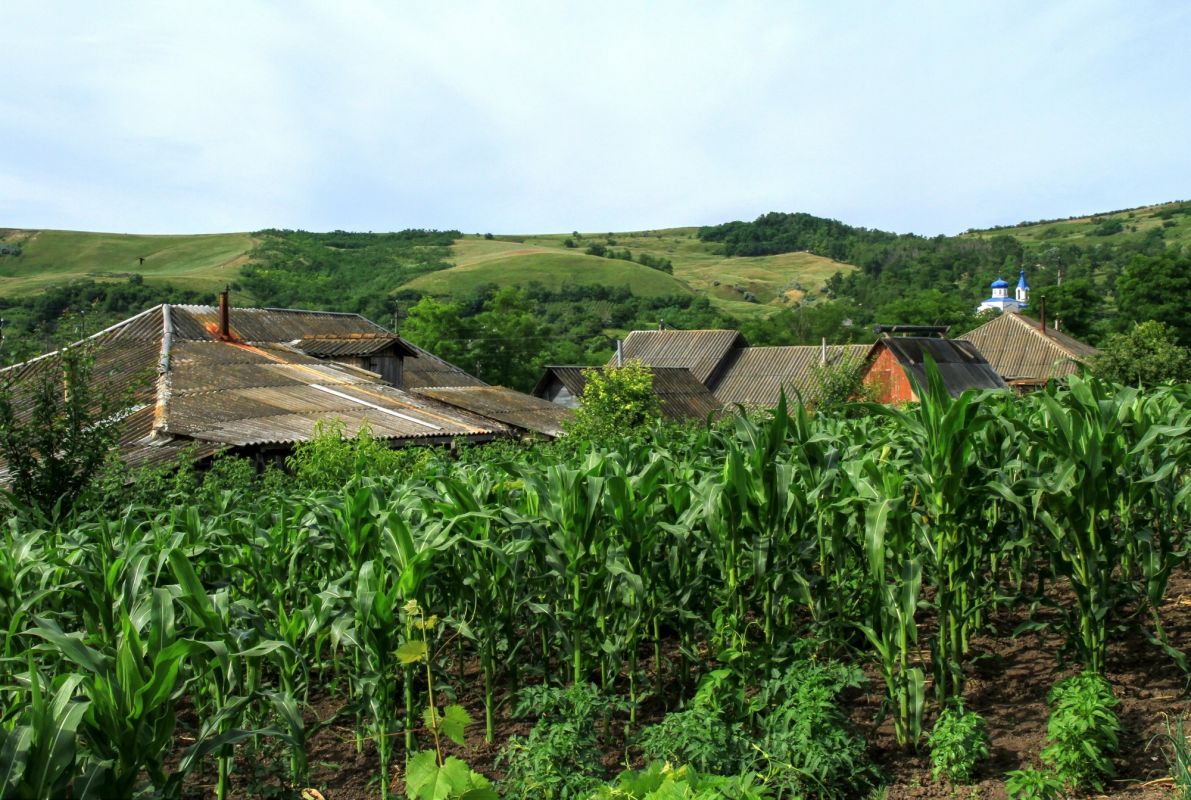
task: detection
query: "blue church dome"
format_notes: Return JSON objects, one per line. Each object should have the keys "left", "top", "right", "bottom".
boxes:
{"left": 1017, "top": 270, "right": 1029, "bottom": 289}
{"left": 991, "top": 277, "right": 1008, "bottom": 288}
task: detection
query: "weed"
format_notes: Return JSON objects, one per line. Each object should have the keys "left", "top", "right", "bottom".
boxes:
{"left": 927, "top": 706, "right": 990, "bottom": 783}
{"left": 1039, "top": 671, "right": 1120, "bottom": 792}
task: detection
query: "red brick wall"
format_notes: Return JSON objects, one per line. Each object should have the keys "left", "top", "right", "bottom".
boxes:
{"left": 862, "top": 344, "right": 916, "bottom": 404}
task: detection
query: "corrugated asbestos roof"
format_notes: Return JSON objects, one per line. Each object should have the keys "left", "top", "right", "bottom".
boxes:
{"left": 711, "top": 344, "right": 874, "bottom": 406}
{"left": 877, "top": 336, "right": 1009, "bottom": 396}
{"left": 414, "top": 386, "right": 573, "bottom": 438}
{"left": 535, "top": 365, "right": 722, "bottom": 422}
{"left": 293, "top": 333, "right": 418, "bottom": 358}
{"left": 611, "top": 330, "right": 747, "bottom": 385}
{"left": 401, "top": 340, "right": 488, "bottom": 389}
{"left": 0, "top": 304, "right": 510, "bottom": 471}
{"left": 959, "top": 311, "right": 1098, "bottom": 384}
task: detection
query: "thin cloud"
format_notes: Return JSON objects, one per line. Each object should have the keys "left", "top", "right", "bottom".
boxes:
{"left": 1, "top": 1, "right": 1188, "bottom": 235}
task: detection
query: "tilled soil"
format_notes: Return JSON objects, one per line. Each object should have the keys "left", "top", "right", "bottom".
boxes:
{"left": 185, "top": 572, "right": 1191, "bottom": 799}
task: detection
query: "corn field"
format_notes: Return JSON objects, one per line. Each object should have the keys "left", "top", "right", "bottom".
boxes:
{"left": 2, "top": 373, "right": 1190, "bottom": 798}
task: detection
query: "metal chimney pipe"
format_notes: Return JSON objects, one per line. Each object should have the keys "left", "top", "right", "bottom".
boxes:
{"left": 616, "top": 339, "right": 623, "bottom": 367}
{"left": 821, "top": 337, "right": 827, "bottom": 365}
{"left": 1039, "top": 296, "right": 1046, "bottom": 334}
{"left": 219, "top": 286, "right": 230, "bottom": 339}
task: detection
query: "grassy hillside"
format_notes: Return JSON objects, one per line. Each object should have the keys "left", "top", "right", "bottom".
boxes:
{"left": 964, "top": 200, "right": 1191, "bottom": 248}
{"left": 403, "top": 250, "right": 692, "bottom": 298}
{"left": 439, "top": 229, "right": 854, "bottom": 318}
{"left": 0, "top": 226, "right": 855, "bottom": 322}
{"left": 0, "top": 229, "right": 256, "bottom": 295}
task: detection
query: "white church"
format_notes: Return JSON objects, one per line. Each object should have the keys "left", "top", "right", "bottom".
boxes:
{"left": 977, "top": 270, "right": 1029, "bottom": 314}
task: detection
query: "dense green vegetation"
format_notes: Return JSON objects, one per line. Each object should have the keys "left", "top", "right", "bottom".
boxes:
{"left": 702, "top": 204, "right": 1191, "bottom": 348}
{"left": 2, "top": 368, "right": 1189, "bottom": 798}
{"left": 6, "top": 199, "right": 1190, "bottom": 372}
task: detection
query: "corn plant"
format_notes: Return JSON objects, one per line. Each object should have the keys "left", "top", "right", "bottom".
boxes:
{"left": 846, "top": 455, "right": 926, "bottom": 748}
{"left": 0, "top": 663, "right": 101, "bottom": 800}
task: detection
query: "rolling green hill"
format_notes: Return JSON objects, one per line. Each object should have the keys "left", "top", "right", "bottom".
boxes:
{"left": 403, "top": 249, "right": 693, "bottom": 298}
{"left": 0, "top": 229, "right": 256, "bottom": 295}
{"left": 963, "top": 200, "right": 1191, "bottom": 248}
{"left": 439, "top": 229, "right": 854, "bottom": 318}
{"left": 0, "top": 227, "right": 853, "bottom": 320}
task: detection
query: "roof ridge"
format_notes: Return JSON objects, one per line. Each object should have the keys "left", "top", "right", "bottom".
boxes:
{"left": 1007, "top": 311, "right": 1084, "bottom": 359}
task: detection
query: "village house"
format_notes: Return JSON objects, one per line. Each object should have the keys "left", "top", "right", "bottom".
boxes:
{"left": 0, "top": 293, "right": 571, "bottom": 471}
{"left": 959, "top": 310, "right": 1098, "bottom": 391}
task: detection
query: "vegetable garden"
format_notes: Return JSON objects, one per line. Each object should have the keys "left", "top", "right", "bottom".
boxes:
{"left": 3, "top": 371, "right": 1191, "bottom": 799}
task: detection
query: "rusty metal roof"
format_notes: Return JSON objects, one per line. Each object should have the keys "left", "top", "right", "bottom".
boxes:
{"left": 611, "top": 330, "right": 747, "bottom": 385}
{"left": 414, "top": 386, "right": 573, "bottom": 438}
{"left": 534, "top": 365, "right": 722, "bottom": 422}
{"left": 1, "top": 304, "right": 511, "bottom": 468}
{"left": 959, "top": 311, "right": 1098, "bottom": 385}
{"left": 711, "top": 344, "right": 875, "bottom": 406}
{"left": 169, "top": 305, "right": 392, "bottom": 342}
{"left": 876, "top": 336, "right": 1009, "bottom": 396}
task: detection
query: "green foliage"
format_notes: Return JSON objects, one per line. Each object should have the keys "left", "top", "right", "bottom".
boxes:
{"left": 1117, "top": 250, "right": 1191, "bottom": 345}
{"left": 811, "top": 351, "right": 872, "bottom": 410}
{"left": 636, "top": 708, "right": 742, "bottom": 775}
{"left": 241, "top": 228, "right": 458, "bottom": 323}
{"left": 565, "top": 361, "right": 662, "bottom": 444}
{"left": 286, "top": 419, "right": 438, "bottom": 490}
{"left": 588, "top": 762, "right": 773, "bottom": 799}
{"left": 1158, "top": 714, "right": 1191, "bottom": 800}
{"left": 1004, "top": 768, "right": 1064, "bottom": 800}
{"left": 1092, "top": 319, "right": 1191, "bottom": 385}
{"left": 404, "top": 751, "right": 496, "bottom": 800}
{"left": 1040, "top": 671, "right": 1120, "bottom": 792}
{"left": 0, "top": 667, "right": 96, "bottom": 800}
{"left": 1028, "top": 278, "right": 1104, "bottom": 340}
{"left": 750, "top": 661, "right": 878, "bottom": 800}
{"left": 926, "top": 707, "right": 989, "bottom": 783}
{"left": 497, "top": 684, "right": 610, "bottom": 799}
{"left": 0, "top": 339, "right": 126, "bottom": 517}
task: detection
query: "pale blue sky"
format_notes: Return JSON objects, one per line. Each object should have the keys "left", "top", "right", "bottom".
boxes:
{"left": 2, "top": 1, "right": 1188, "bottom": 236}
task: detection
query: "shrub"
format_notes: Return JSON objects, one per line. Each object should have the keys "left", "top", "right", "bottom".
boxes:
{"left": 1040, "top": 671, "right": 1120, "bottom": 791}
{"left": 286, "top": 419, "right": 439, "bottom": 490}
{"left": 497, "top": 684, "right": 612, "bottom": 799}
{"left": 565, "top": 361, "right": 661, "bottom": 445}
{"left": 589, "top": 762, "right": 772, "bottom": 799}
{"left": 927, "top": 707, "right": 990, "bottom": 783}
{"left": 751, "top": 661, "right": 879, "bottom": 800}
{"left": 0, "top": 339, "right": 126, "bottom": 517}
{"left": 636, "top": 708, "right": 743, "bottom": 775}
{"left": 1004, "top": 768, "right": 1064, "bottom": 800}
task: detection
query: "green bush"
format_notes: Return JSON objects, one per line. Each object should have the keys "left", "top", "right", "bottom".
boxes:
{"left": 1040, "top": 671, "right": 1120, "bottom": 791}
{"left": 1004, "top": 768, "right": 1064, "bottom": 800}
{"left": 286, "top": 419, "right": 439, "bottom": 490}
{"left": 497, "top": 684, "right": 613, "bottom": 799}
{"left": 589, "top": 762, "right": 772, "bottom": 799}
{"left": 565, "top": 361, "right": 662, "bottom": 445}
{"left": 751, "top": 661, "right": 878, "bottom": 800}
{"left": 927, "top": 707, "right": 990, "bottom": 783}
{"left": 636, "top": 708, "right": 743, "bottom": 775}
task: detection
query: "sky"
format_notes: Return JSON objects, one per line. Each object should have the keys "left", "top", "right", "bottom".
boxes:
{"left": 2, "top": 1, "right": 1189, "bottom": 236}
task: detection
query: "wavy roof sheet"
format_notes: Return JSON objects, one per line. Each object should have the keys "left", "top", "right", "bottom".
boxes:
{"left": 877, "top": 336, "right": 1009, "bottom": 396}
{"left": 1, "top": 304, "right": 509, "bottom": 470}
{"left": 414, "top": 386, "right": 573, "bottom": 438}
{"left": 611, "top": 330, "right": 747, "bottom": 385}
{"left": 959, "top": 311, "right": 1098, "bottom": 385}
{"left": 711, "top": 344, "right": 874, "bottom": 406}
